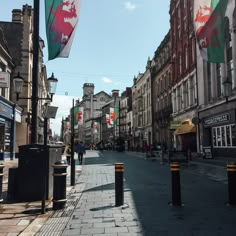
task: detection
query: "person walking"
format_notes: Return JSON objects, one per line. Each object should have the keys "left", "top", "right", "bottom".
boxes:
{"left": 76, "top": 141, "right": 86, "bottom": 164}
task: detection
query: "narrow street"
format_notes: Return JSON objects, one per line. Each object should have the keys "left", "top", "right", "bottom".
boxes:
{"left": 56, "top": 150, "right": 236, "bottom": 236}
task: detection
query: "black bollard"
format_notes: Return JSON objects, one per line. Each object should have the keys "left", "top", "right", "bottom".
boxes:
{"left": 227, "top": 163, "right": 236, "bottom": 205}
{"left": 170, "top": 162, "right": 182, "bottom": 206}
{"left": 0, "top": 163, "right": 4, "bottom": 203}
{"left": 52, "top": 161, "right": 68, "bottom": 210}
{"left": 115, "top": 163, "right": 124, "bottom": 207}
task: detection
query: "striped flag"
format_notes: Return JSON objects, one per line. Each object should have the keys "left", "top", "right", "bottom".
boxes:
{"left": 45, "top": 0, "right": 80, "bottom": 60}
{"left": 193, "top": 0, "right": 228, "bottom": 63}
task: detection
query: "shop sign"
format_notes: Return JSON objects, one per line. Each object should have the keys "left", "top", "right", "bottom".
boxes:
{"left": 0, "top": 101, "right": 13, "bottom": 120}
{"left": 0, "top": 72, "right": 10, "bottom": 88}
{"left": 204, "top": 113, "right": 230, "bottom": 127}
{"left": 169, "top": 120, "right": 181, "bottom": 130}
{"left": 15, "top": 110, "right": 22, "bottom": 123}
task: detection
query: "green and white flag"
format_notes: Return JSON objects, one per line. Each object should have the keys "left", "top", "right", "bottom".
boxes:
{"left": 93, "top": 122, "right": 100, "bottom": 134}
{"left": 110, "top": 107, "right": 119, "bottom": 125}
{"left": 45, "top": 0, "right": 80, "bottom": 60}
{"left": 74, "top": 107, "right": 83, "bottom": 126}
{"left": 194, "top": 0, "right": 228, "bottom": 63}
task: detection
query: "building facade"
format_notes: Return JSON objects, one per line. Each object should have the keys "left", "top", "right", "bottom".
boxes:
{"left": 151, "top": 31, "right": 172, "bottom": 150}
{"left": 75, "top": 83, "right": 111, "bottom": 145}
{"left": 197, "top": 1, "right": 236, "bottom": 157}
{"left": 0, "top": 5, "right": 52, "bottom": 157}
{"left": 132, "top": 59, "right": 152, "bottom": 151}
{"left": 170, "top": 0, "right": 198, "bottom": 152}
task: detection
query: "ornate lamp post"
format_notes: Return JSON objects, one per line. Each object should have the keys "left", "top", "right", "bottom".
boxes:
{"left": 13, "top": 72, "right": 58, "bottom": 102}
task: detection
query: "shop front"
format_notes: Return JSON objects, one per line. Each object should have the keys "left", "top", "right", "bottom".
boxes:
{"left": 0, "top": 98, "right": 14, "bottom": 160}
{"left": 201, "top": 110, "right": 236, "bottom": 157}
{"left": 174, "top": 119, "right": 197, "bottom": 152}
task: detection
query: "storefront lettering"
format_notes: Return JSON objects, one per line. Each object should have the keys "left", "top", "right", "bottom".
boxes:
{"left": 204, "top": 114, "right": 230, "bottom": 127}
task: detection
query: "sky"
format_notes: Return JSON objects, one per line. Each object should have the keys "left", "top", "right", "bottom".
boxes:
{"left": 1, "top": 1, "right": 170, "bottom": 136}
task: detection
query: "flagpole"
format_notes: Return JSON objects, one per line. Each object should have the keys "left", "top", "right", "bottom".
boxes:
{"left": 71, "top": 99, "right": 75, "bottom": 186}
{"left": 31, "top": 0, "right": 40, "bottom": 143}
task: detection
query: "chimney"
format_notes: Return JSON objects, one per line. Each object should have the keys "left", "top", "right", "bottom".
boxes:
{"left": 12, "top": 9, "right": 22, "bottom": 23}
{"left": 133, "top": 76, "right": 137, "bottom": 85}
{"left": 146, "top": 57, "right": 151, "bottom": 70}
{"left": 112, "top": 89, "right": 119, "bottom": 98}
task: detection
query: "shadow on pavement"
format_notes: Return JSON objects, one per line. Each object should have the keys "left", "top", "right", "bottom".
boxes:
{"left": 83, "top": 182, "right": 115, "bottom": 193}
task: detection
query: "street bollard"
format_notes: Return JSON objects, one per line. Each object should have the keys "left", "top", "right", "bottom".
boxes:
{"left": 52, "top": 161, "right": 68, "bottom": 210}
{"left": 227, "top": 163, "right": 236, "bottom": 206}
{"left": 170, "top": 162, "right": 182, "bottom": 206}
{"left": 0, "top": 163, "right": 4, "bottom": 203}
{"left": 115, "top": 163, "right": 124, "bottom": 207}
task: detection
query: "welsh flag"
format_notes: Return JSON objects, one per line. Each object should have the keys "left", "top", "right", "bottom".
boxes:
{"left": 74, "top": 107, "right": 83, "bottom": 125}
{"left": 93, "top": 122, "right": 100, "bottom": 134}
{"left": 193, "top": 0, "right": 228, "bottom": 63}
{"left": 106, "top": 114, "right": 113, "bottom": 128}
{"left": 110, "top": 107, "right": 119, "bottom": 125}
{"left": 64, "top": 120, "right": 70, "bottom": 130}
{"left": 45, "top": 0, "right": 80, "bottom": 60}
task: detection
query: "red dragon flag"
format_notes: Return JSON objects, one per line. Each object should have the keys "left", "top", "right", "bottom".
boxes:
{"left": 193, "top": 0, "right": 228, "bottom": 63}
{"left": 106, "top": 114, "right": 112, "bottom": 128}
{"left": 45, "top": 0, "right": 80, "bottom": 60}
{"left": 74, "top": 107, "right": 83, "bottom": 126}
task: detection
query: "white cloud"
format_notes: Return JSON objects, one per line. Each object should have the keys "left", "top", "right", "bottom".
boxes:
{"left": 50, "top": 95, "right": 78, "bottom": 136}
{"left": 124, "top": 1, "right": 136, "bottom": 11}
{"left": 102, "top": 77, "right": 113, "bottom": 83}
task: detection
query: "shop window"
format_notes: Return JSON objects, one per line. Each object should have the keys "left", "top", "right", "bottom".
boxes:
{"left": 221, "top": 127, "right": 226, "bottom": 146}
{"left": 212, "top": 124, "right": 236, "bottom": 148}
{"left": 232, "top": 125, "right": 236, "bottom": 146}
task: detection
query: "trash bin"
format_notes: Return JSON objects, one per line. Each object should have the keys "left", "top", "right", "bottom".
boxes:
{"left": 16, "top": 144, "right": 62, "bottom": 201}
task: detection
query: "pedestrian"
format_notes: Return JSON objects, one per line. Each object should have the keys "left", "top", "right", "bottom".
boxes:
{"left": 76, "top": 141, "right": 86, "bottom": 164}
{"left": 66, "top": 144, "right": 71, "bottom": 165}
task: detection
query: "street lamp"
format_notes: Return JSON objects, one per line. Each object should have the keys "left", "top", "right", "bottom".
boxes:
{"left": 13, "top": 72, "right": 58, "bottom": 102}
{"left": 223, "top": 77, "right": 232, "bottom": 103}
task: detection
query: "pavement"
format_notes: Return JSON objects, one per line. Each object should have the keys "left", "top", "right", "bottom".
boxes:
{"left": 0, "top": 150, "right": 235, "bottom": 235}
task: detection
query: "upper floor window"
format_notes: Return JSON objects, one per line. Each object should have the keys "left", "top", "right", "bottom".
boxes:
{"left": 216, "top": 64, "right": 222, "bottom": 98}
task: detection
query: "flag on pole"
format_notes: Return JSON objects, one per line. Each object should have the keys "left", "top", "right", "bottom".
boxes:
{"left": 93, "top": 122, "right": 100, "bottom": 134}
{"left": 45, "top": 0, "right": 80, "bottom": 60}
{"left": 110, "top": 107, "right": 119, "bottom": 125}
{"left": 106, "top": 114, "right": 112, "bottom": 128}
{"left": 74, "top": 107, "right": 83, "bottom": 125}
{"left": 193, "top": 0, "right": 228, "bottom": 63}
{"left": 64, "top": 120, "right": 70, "bottom": 130}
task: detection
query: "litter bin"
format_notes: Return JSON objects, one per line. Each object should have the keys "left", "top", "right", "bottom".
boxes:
{"left": 16, "top": 144, "right": 62, "bottom": 201}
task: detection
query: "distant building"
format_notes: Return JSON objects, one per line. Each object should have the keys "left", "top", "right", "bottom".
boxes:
{"left": 74, "top": 83, "right": 111, "bottom": 144}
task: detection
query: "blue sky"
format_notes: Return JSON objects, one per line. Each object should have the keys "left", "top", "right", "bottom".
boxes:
{"left": 1, "top": 1, "right": 170, "bottom": 135}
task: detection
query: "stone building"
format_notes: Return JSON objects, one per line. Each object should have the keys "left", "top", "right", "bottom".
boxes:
{"left": 197, "top": 1, "right": 236, "bottom": 157}
{"left": 170, "top": 0, "right": 198, "bottom": 152}
{"left": 119, "top": 87, "right": 132, "bottom": 150}
{"left": 151, "top": 31, "right": 172, "bottom": 149}
{"left": 0, "top": 5, "right": 50, "bottom": 156}
{"left": 132, "top": 59, "right": 152, "bottom": 151}
{"left": 75, "top": 83, "right": 111, "bottom": 144}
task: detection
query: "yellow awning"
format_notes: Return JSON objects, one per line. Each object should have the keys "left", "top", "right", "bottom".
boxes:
{"left": 174, "top": 123, "right": 196, "bottom": 135}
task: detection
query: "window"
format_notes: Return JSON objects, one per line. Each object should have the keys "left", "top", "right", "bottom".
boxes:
{"left": 216, "top": 64, "right": 222, "bottom": 97}
{"left": 212, "top": 124, "right": 236, "bottom": 147}
{"left": 183, "top": 81, "right": 189, "bottom": 108}
{"left": 189, "top": 77, "right": 195, "bottom": 106}
{"left": 207, "top": 63, "right": 211, "bottom": 101}
{"left": 185, "top": 46, "right": 188, "bottom": 70}
{"left": 177, "top": 86, "right": 181, "bottom": 111}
